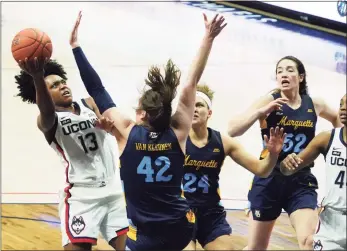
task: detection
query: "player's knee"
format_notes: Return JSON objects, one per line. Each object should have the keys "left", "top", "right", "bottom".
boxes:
{"left": 297, "top": 234, "right": 313, "bottom": 250}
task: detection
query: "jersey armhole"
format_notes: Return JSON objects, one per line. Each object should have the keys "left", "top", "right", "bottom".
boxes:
{"left": 43, "top": 114, "right": 58, "bottom": 145}
{"left": 323, "top": 129, "right": 335, "bottom": 160}
{"left": 81, "top": 98, "right": 94, "bottom": 111}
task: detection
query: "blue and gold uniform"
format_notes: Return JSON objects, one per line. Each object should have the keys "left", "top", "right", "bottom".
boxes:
{"left": 183, "top": 128, "right": 231, "bottom": 247}
{"left": 248, "top": 91, "right": 319, "bottom": 221}
{"left": 119, "top": 125, "right": 194, "bottom": 250}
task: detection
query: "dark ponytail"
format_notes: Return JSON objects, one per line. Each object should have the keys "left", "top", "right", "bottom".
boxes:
{"left": 140, "top": 59, "right": 181, "bottom": 131}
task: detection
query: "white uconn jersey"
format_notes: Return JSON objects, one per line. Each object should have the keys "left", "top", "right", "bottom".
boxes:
{"left": 323, "top": 128, "right": 347, "bottom": 210}
{"left": 50, "top": 99, "right": 118, "bottom": 185}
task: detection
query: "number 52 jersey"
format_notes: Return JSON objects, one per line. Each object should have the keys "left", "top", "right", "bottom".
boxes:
{"left": 50, "top": 99, "right": 118, "bottom": 185}
{"left": 260, "top": 92, "right": 317, "bottom": 170}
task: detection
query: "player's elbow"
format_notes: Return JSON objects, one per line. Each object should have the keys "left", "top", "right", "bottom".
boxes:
{"left": 228, "top": 122, "right": 243, "bottom": 137}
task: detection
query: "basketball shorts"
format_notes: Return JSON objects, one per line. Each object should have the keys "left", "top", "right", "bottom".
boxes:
{"left": 58, "top": 179, "right": 129, "bottom": 247}
{"left": 313, "top": 207, "right": 346, "bottom": 250}
{"left": 248, "top": 168, "right": 318, "bottom": 221}
{"left": 125, "top": 211, "right": 195, "bottom": 250}
{"left": 192, "top": 204, "right": 232, "bottom": 247}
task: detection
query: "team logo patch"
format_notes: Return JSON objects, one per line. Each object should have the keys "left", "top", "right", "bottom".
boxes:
{"left": 313, "top": 240, "right": 323, "bottom": 251}
{"left": 71, "top": 216, "right": 86, "bottom": 235}
{"left": 149, "top": 132, "right": 159, "bottom": 139}
{"left": 254, "top": 210, "right": 261, "bottom": 218}
{"left": 60, "top": 117, "right": 71, "bottom": 126}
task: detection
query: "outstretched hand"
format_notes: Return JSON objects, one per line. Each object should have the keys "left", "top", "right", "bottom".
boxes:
{"left": 264, "top": 126, "right": 286, "bottom": 155}
{"left": 203, "top": 13, "right": 227, "bottom": 40}
{"left": 70, "top": 11, "right": 82, "bottom": 48}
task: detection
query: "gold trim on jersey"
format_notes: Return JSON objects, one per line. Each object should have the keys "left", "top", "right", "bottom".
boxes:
{"left": 127, "top": 225, "right": 137, "bottom": 241}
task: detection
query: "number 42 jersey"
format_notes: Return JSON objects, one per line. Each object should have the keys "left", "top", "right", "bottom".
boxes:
{"left": 50, "top": 99, "right": 118, "bottom": 185}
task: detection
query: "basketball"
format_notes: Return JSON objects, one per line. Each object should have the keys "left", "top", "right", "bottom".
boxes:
{"left": 11, "top": 28, "right": 53, "bottom": 63}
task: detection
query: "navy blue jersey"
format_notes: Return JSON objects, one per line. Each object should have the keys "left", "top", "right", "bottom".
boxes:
{"left": 183, "top": 128, "right": 225, "bottom": 207}
{"left": 260, "top": 91, "right": 317, "bottom": 169}
{"left": 119, "top": 125, "right": 190, "bottom": 229}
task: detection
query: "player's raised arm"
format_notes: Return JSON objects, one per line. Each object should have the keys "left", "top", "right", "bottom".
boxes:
{"left": 227, "top": 92, "right": 288, "bottom": 137}
{"left": 223, "top": 127, "right": 285, "bottom": 177}
{"left": 70, "top": 11, "right": 134, "bottom": 141}
{"left": 17, "top": 58, "right": 56, "bottom": 133}
{"left": 172, "top": 14, "right": 226, "bottom": 140}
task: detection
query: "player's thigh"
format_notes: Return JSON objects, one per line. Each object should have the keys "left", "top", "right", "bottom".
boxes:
{"left": 59, "top": 188, "right": 107, "bottom": 247}
{"left": 286, "top": 172, "right": 319, "bottom": 247}
{"left": 183, "top": 240, "right": 197, "bottom": 250}
{"left": 246, "top": 213, "right": 276, "bottom": 250}
{"left": 196, "top": 207, "right": 232, "bottom": 249}
{"left": 204, "top": 235, "right": 233, "bottom": 250}
{"left": 100, "top": 194, "right": 129, "bottom": 244}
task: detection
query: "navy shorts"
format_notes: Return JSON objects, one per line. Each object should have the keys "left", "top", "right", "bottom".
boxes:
{"left": 248, "top": 168, "right": 318, "bottom": 221}
{"left": 192, "top": 204, "right": 232, "bottom": 247}
{"left": 126, "top": 215, "right": 194, "bottom": 251}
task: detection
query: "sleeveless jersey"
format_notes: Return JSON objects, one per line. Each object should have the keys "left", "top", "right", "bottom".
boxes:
{"left": 260, "top": 92, "right": 317, "bottom": 170}
{"left": 119, "top": 125, "right": 190, "bottom": 228}
{"left": 322, "top": 127, "right": 346, "bottom": 210}
{"left": 50, "top": 99, "right": 118, "bottom": 185}
{"left": 183, "top": 128, "right": 225, "bottom": 207}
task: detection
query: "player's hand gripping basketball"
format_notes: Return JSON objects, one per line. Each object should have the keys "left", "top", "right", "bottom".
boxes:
{"left": 70, "top": 11, "right": 82, "bottom": 49}
{"left": 263, "top": 126, "right": 286, "bottom": 155}
{"left": 258, "top": 98, "right": 289, "bottom": 117}
{"left": 96, "top": 117, "right": 115, "bottom": 135}
{"left": 203, "top": 13, "right": 227, "bottom": 39}
{"left": 18, "top": 57, "right": 48, "bottom": 77}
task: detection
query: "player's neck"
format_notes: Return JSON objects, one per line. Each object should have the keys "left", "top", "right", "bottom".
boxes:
{"left": 190, "top": 125, "right": 208, "bottom": 141}
{"left": 55, "top": 104, "right": 75, "bottom": 113}
{"left": 281, "top": 90, "right": 301, "bottom": 105}
{"left": 343, "top": 126, "right": 346, "bottom": 144}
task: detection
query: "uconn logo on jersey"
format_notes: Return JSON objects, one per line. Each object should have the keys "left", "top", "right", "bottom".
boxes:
{"left": 61, "top": 117, "right": 98, "bottom": 136}
{"left": 331, "top": 148, "right": 347, "bottom": 167}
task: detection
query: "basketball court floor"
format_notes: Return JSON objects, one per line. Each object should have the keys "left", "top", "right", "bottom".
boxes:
{"left": 1, "top": 1, "right": 346, "bottom": 250}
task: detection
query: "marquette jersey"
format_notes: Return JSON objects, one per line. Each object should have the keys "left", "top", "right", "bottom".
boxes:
{"left": 119, "top": 125, "right": 190, "bottom": 228}
{"left": 183, "top": 128, "right": 225, "bottom": 207}
{"left": 50, "top": 99, "right": 117, "bottom": 185}
{"left": 322, "top": 127, "right": 346, "bottom": 210}
{"left": 260, "top": 91, "right": 317, "bottom": 170}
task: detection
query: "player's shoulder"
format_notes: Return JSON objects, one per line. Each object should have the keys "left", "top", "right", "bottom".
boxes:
{"left": 314, "top": 129, "right": 335, "bottom": 147}
{"left": 255, "top": 89, "right": 277, "bottom": 105}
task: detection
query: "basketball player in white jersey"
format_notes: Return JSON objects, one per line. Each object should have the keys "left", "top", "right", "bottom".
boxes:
{"left": 14, "top": 13, "right": 128, "bottom": 251}
{"left": 280, "top": 94, "right": 346, "bottom": 250}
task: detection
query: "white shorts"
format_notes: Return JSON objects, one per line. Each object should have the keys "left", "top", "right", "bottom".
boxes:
{"left": 58, "top": 180, "right": 129, "bottom": 246}
{"left": 313, "top": 207, "right": 346, "bottom": 250}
